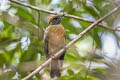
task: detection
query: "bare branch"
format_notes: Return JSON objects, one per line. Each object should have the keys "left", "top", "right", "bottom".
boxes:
{"left": 9, "top": 0, "right": 120, "bottom": 31}
{"left": 22, "top": 5, "right": 120, "bottom": 80}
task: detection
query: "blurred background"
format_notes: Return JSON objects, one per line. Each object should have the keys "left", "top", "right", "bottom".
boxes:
{"left": 0, "top": 0, "right": 120, "bottom": 80}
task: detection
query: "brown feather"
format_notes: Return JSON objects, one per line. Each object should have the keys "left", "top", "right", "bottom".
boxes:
{"left": 44, "top": 24, "right": 66, "bottom": 78}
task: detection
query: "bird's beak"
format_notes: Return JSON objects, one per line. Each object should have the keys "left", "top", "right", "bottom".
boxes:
{"left": 59, "top": 14, "right": 65, "bottom": 19}
{"left": 57, "top": 14, "right": 65, "bottom": 21}
{"left": 61, "top": 14, "right": 65, "bottom": 18}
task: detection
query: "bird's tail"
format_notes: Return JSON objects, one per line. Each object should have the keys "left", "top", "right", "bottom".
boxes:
{"left": 50, "top": 60, "right": 61, "bottom": 78}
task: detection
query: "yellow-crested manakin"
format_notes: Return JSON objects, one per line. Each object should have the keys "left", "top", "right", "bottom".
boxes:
{"left": 44, "top": 14, "right": 66, "bottom": 78}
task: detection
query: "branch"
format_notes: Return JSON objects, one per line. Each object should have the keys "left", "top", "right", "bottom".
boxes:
{"left": 22, "top": 5, "right": 120, "bottom": 80}
{"left": 9, "top": 0, "right": 120, "bottom": 31}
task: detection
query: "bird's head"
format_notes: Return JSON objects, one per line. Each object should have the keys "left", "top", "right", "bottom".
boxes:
{"left": 49, "top": 14, "right": 65, "bottom": 25}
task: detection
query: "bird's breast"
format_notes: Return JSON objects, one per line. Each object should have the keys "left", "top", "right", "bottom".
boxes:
{"left": 48, "top": 25, "right": 65, "bottom": 44}
{"left": 47, "top": 24, "right": 66, "bottom": 55}
{"left": 49, "top": 25, "right": 65, "bottom": 38}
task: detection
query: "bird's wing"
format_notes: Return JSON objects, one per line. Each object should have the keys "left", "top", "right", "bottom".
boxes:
{"left": 44, "top": 29, "right": 49, "bottom": 59}
{"left": 59, "top": 31, "right": 66, "bottom": 68}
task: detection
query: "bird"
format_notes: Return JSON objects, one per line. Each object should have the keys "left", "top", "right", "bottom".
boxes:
{"left": 44, "top": 14, "right": 66, "bottom": 78}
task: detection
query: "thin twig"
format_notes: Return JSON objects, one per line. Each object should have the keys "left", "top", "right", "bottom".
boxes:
{"left": 37, "top": 11, "right": 41, "bottom": 38}
{"left": 9, "top": 0, "right": 120, "bottom": 31}
{"left": 84, "top": 54, "right": 94, "bottom": 80}
{"left": 114, "top": 32, "right": 120, "bottom": 49}
{"left": 37, "top": 11, "right": 44, "bottom": 39}
{"left": 84, "top": 39, "right": 95, "bottom": 80}
{"left": 38, "top": 11, "right": 40, "bottom": 26}
{"left": 21, "top": 5, "right": 120, "bottom": 80}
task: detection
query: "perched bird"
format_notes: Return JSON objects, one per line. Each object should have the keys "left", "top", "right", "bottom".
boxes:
{"left": 44, "top": 14, "right": 66, "bottom": 78}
